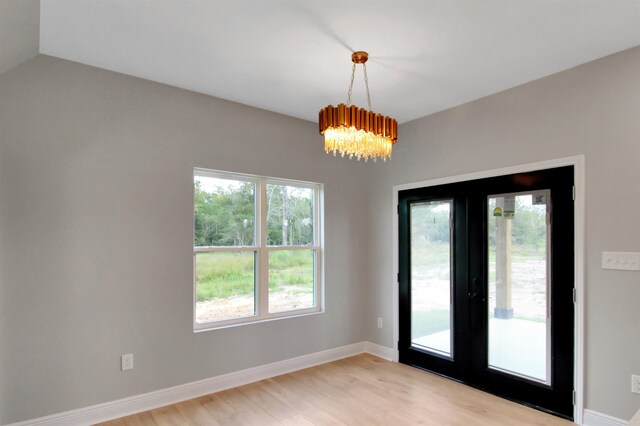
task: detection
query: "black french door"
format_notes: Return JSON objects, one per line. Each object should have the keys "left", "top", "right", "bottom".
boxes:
{"left": 398, "top": 166, "right": 574, "bottom": 419}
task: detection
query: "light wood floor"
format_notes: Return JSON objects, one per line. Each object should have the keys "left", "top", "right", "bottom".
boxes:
{"left": 99, "top": 354, "right": 574, "bottom": 425}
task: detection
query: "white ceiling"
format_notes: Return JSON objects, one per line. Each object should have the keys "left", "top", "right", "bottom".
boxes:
{"left": 39, "top": 0, "right": 640, "bottom": 124}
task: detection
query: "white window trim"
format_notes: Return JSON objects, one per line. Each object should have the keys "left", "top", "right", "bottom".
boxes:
{"left": 193, "top": 168, "right": 324, "bottom": 331}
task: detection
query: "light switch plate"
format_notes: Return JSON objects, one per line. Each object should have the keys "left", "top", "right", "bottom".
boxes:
{"left": 602, "top": 252, "right": 640, "bottom": 271}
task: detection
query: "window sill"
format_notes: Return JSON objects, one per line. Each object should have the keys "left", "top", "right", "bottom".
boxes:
{"left": 193, "top": 307, "right": 323, "bottom": 333}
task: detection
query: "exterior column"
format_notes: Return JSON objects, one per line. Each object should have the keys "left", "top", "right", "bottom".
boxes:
{"left": 495, "top": 214, "right": 513, "bottom": 319}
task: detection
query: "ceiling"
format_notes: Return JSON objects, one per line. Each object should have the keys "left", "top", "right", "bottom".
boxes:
{"left": 39, "top": 0, "right": 640, "bottom": 124}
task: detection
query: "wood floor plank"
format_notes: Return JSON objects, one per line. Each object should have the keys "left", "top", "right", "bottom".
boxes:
{"left": 97, "top": 354, "right": 574, "bottom": 425}
{"left": 260, "top": 376, "right": 347, "bottom": 425}
{"left": 149, "top": 404, "right": 189, "bottom": 425}
{"left": 237, "top": 381, "right": 295, "bottom": 417}
{"left": 175, "top": 398, "right": 221, "bottom": 426}
{"left": 277, "top": 414, "right": 315, "bottom": 426}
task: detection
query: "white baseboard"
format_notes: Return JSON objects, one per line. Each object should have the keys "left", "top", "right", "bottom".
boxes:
{"left": 363, "top": 341, "right": 394, "bottom": 360}
{"left": 7, "top": 341, "right": 393, "bottom": 426}
{"left": 17, "top": 342, "right": 625, "bottom": 426}
{"left": 583, "top": 409, "right": 628, "bottom": 426}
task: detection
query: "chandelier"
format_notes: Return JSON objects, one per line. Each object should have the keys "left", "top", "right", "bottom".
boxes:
{"left": 319, "top": 51, "right": 398, "bottom": 162}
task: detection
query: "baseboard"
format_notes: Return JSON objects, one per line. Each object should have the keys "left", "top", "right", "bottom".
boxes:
{"left": 363, "top": 341, "right": 394, "bottom": 360}
{"left": 11, "top": 342, "right": 628, "bottom": 426}
{"left": 583, "top": 409, "right": 628, "bottom": 426}
{"left": 7, "top": 341, "right": 394, "bottom": 426}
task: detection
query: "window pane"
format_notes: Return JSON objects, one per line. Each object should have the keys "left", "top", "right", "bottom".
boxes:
{"left": 410, "top": 200, "right": 453, "bottom": 357}
{"left": 194, "top": 176, "right": 255, "bottom": 247}
{"left": 195, "top": 251, "right": 256, "bottom": 323}
{"left": 268, "top": 250, "right": 314, "bottom": 313}
{"left": 266, "top": 184, "right": 314, "bottom": 246}
{"left": 487, "top": 192, "right": 550, "bottom": 383}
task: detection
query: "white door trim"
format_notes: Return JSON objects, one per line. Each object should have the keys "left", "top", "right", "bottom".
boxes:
{"left": 391, "top": 155, "right": 585, "bottom": 424}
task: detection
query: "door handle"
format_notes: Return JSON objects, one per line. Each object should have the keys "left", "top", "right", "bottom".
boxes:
{"left": 468, "top": 278, "right": 485, "bottom": 302}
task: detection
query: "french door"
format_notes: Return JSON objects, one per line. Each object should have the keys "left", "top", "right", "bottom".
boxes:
{"left": 398, "top": 166, "right": 574, "bottom": 419}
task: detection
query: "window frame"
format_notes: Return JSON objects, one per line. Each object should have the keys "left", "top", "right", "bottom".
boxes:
{"left": 193, "top": 168, "right": 323, "bottom": 331}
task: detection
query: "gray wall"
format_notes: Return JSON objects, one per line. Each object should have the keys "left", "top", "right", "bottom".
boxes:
{"left": 0, "top": 0, "right": 40, "bottom": 75}
{"left": 365, "top": 46, "right": 640, "bottom": 421}
{"left": 0, "top": 55, "right": 369, "bottom": 424}
{"left": 2, "top": 46, "right": 640, "bottom": 424}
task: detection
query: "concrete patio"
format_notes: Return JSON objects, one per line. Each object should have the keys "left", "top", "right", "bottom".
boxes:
{"left": 413, "top": 317, "right": 548, "bottom": 382}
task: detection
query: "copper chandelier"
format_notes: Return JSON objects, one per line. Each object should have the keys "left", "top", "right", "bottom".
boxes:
{"left": 319, "top": 51, "right": 397, "bottom": 162}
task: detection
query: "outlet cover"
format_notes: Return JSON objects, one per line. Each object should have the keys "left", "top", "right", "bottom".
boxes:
{"left": 121, "top": 353, "right": 134, "bottom": 371}
{"left": 377, "top": 317, "right": 383, "bottom": 329}
{"left": 632, "top": 375, "right": 640, "bottom": 394}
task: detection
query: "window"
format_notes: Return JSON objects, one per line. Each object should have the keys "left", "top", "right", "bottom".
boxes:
{"left": 194, "top": 168, "right": 323, "bottom": 330}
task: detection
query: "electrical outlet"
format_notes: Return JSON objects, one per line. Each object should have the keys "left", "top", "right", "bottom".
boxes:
{"left": 121, "top": 353, "right": 133, "bottom": 371}
{"left": 377, "top": 317, "right": 383, "bottom": 329}
{"left": 632, "top": 375, "right": 640, "bottom": 394}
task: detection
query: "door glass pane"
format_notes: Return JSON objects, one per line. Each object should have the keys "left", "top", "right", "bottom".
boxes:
{"left": 410, "top": 200, "right": 453, "bottom": 357}
{"left": 487, "top": 191, "right": 550, "bottom": 383}
{"left": 195, "top": 251, "right": 256, "bottom": 323}
{"left": 268, "top": 249, "right": 315, "bottom": 313}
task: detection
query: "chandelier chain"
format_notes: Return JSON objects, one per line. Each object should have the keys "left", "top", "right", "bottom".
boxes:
{"left": 363, "top": 63, "right": 372, "bottom": 111}
{"left": 346, "top": 63, "right": 356, "bottom": 106}
{"left": 346, "top": 62, "right": 372, "bottom": 111}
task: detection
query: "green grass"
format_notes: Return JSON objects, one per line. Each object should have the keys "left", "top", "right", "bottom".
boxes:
{"left": 195, "top": 252, "right": 254, "bottom": 301}
{"left": 488, "top": 244, "right": 546, "bottom": 262}
{"left": 195, "top": 251, "right": 313, "bottom": 302}
{"left": 413, "top": 242, "right": 544, "bottom": 264}
{"left": 411, "top": 241, "right": 450, "bottom": 265}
